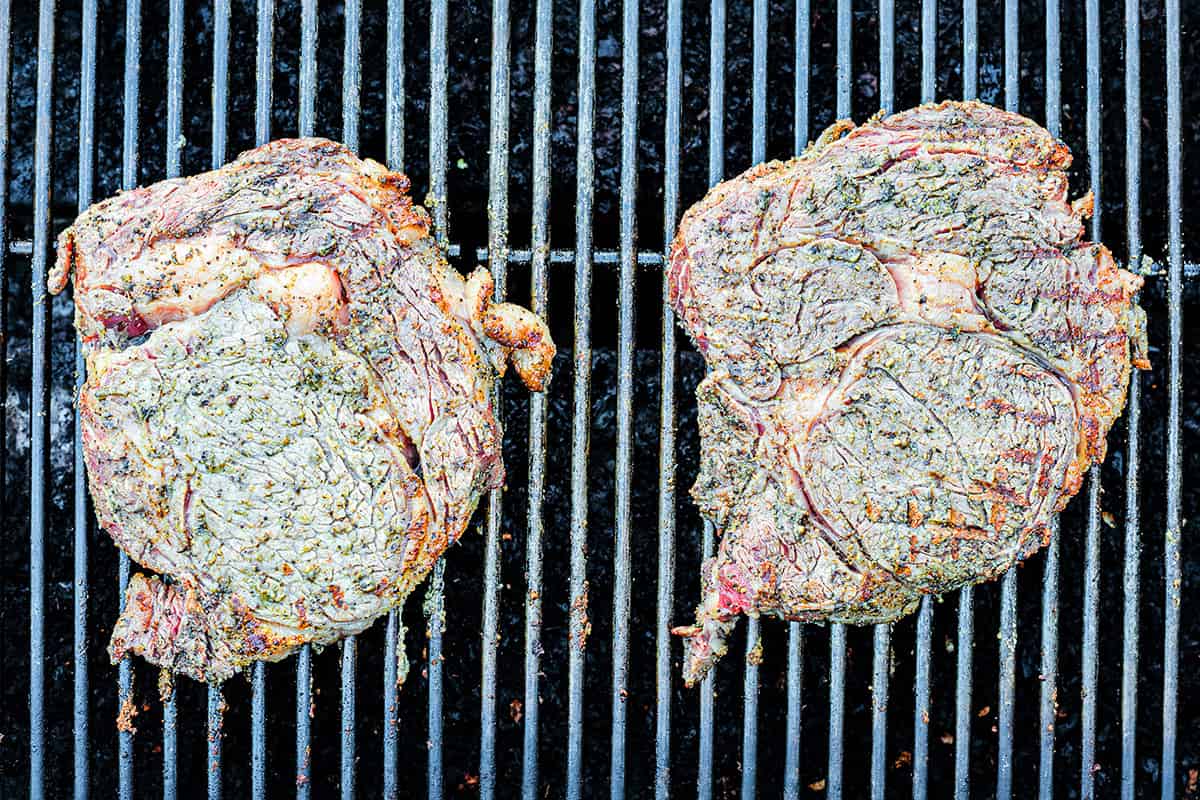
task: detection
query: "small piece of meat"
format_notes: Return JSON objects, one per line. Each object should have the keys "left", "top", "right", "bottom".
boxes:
{"left": 668, "top": 101, "right": 1146, "bottom": 686}
{"left": 52, "top": 138, "right": 555, "bottom": 681}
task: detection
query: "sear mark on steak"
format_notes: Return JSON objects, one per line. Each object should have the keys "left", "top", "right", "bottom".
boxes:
{"left": 50, "top": 138, "right": 555, "bottom": 682}
{"left": 668, "top": 101, "right": 1148, "bottom": 685}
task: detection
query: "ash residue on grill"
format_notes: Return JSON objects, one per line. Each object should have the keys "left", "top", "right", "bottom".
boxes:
{"left": 3, "top": 0, "right": 1199, "bottom": 797}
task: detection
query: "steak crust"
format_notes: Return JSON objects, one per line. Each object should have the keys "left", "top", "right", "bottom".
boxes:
{"left": 668, "top": 101, "right": 1147, "bottom": 684}
{"left": 51, "top": 138, "right": 555, "bottom": 681}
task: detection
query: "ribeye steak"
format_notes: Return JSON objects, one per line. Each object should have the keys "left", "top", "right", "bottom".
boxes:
{"left": 668, "top": 101, "right": 1147, "bottom": 684}
{"left": 50, "top": 138, "right": 555, "bottom": 681}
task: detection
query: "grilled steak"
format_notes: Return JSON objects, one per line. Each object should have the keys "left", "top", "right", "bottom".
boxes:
{"left": 50, "top": 138, "right": 555, "bottom": 682}
{"left": 668, "top": 101, "right": 1148, "bottom": 684}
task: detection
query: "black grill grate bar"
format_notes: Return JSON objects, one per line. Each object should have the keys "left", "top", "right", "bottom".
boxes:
{"left": 424, "top": 1, "right": 449, "bottom": 796}
{"left": 609, "top": 2, "right": 638, "bottom": 797}
{"left": 566, "top": 0, "right": 595, "bottom": 795}
{"left": 72, "top": 0, "right": 96, "bottom": 795}
{"left": 293, "top": 6, "right": 315, "bottom": 798}
{"left": 1162, "top": 0, "right": 1183, "bottom": 792}
{"left": 912, "top": 598, "right": 933, "bottom": 800}
{"left": 340, "top": 5, "right": 362, "bottom": 797}
{"left": 911, "top": 0, "right": 934, "bottom": 754}
{"left": 521, "top": 0, "right": 552, "bottom": 794}
{"left": 479, "top": 0, "right": 510, "bottom": 794}
{"left": 953, "top": 586, "right": 974, "bottom": 800}
{"left": 162, "top": 2, "right": 184, "bottom": 793}
{"left": 28, "top": 0, "right": 53, "bottom": 796}
{"left": 783, "top": 5, "right": 810, "bottom": 797}
{"left": 299, "top": 0, "right": 316, "bottom": 138}
{"left": 996, "top": 7, "right": 1021, "bottom": 798}
{"left": 870, "top": 9, "right": 895, "bottom": 800}
{"left": 1081, "top": 0, "right": 1103, "bottom": 789}
{"left": 740, "top": 3, "right": 768, "bottom": 797}
{"left": 117, "top": 1, "right": 141, "bottom": 795}
{"left": 698, "top": 2, "right": 724, "bottom": 797}
{"left": 654, "top": 0, "right": 681, "bottom": 795}
{"left": 382, "top": 2, "right": 406, "bottom": 796}
{"left": 827, "top": 5, "right": 853, "bottom": 797}
{"left": 953, "top": 10, "right": 978, "bottom": 799}
{"left": 1121, "top": 0, "right": 1144, "bottom": 791}
{"left": 385, "top": 0, "right": 404, "bottom": 171}
{"left": 1038, "top": 4, "right": 1062, "bottom": 796}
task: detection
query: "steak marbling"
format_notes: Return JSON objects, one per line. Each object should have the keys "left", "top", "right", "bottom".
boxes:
{"left": 50, "top": 138, "right": 555, "bottom": 681}
{"left": 668, "top": 101, "right": 1148, "bottom": 684}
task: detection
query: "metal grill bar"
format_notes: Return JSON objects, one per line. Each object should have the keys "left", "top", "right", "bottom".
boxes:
{"left": 207, "top": 6, "right": 228, "bottom": 783}
{"left": 870, "top": 12, "right": 895, "bottom": 800}
{"left": 385, "top": 0, "right": 403, "bottom": 169}
{"left": 783, "top": 4, "right": 809, "bottom": 797}
{"left": 953, "top": 586, "right": 973, "bottom": 800}
{"left": 299, "top": 0, "right": 316, "bottom": 138}
{"left": 118, "top": 1, "right": 141, "bottom": 794}
{"left": 740, "top": 6, "right": 768, "bottom": 797}
{"left": 826, "top": 624, "right": 846, "bottom": 800}
{"left": 1037, "top": 5, "right": 1062, "bottom": 797}
{"left": 962, "top": 0, "right": 976, "bottom": 99}
{"left": 424, "top": 1, "right": 449, "bottom": 797}
{"left": 1162, "top": 0, "right": 1183, "bottom": 794}
{"left": 251, "top": 663, "right": 266, "bottom": 799}
{"left": 912, "top": 26, "right": 937, "bottom": 792}
{"left": 340, "top": 7, "right": 362, "bottom": 798}
{"left": 566, "top": 0, "right": 595, "bottom": 794}
{"left": 480, "top": 0, "right": 510, "bottom": 794}
{"left": 1080, "top": 0, "right": 1103, "bottom": 790}
{"left": 29, "top": 0, "right": 54, "bottom": 796}
{"left": 162, "top": 3, "right": 185, "bottom": 794}
{"left": 250, "top": 4, "right": 274, "bottom": 796}
{"left": 870, "top": 624, "right": 890, "bottom": 800}
{"left": 996, "top": 7, "right": 1021, "bottom": 798}
{"left": 610, "top": 2, "right": 638, "bottom": 797}
{"left": 655, "top": 0, "right": 681, "bottom": 795}
{"left": 381, "top": 2, "right": 405, "bottom": 796}
{"left": 295, "top": 645, "right": 312, "bottom": 799}
{"left": 953, "top": 7, "right": 978, "bottom": 796}
{"left": 698, "top": 3, "right": 724, "bottom": 797}
{"left": 1120, "top": 0, "right": 1143, "bottom": 792}
{"left": 72, "top": 0, "right": 96, "bottom": 795}
{"left": 256, "top": 0, "right": 274, "bottom": 144}
{"left": 521, "top": 0, "right": 551, "bottom": 794}
{"left": 827, "top": 6, "right": 852, "bottom": 797}
{"left": 207, "top": 682, "right": 223, "bottom": 800}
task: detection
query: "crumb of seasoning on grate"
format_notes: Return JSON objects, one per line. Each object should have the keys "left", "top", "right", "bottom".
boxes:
{"left": 746, "top": 635, "right": 764, "bottom": 666}
{"left": 1183, "top": 769, "right": 1198, "bottom": 798}
{"left": 509, "top": 698, "right": 523, "bottom": 724}
{"left": 459, "top": 774, "right": 480, "bottom": 791}
{"left": 158, "top": 668, "right": 175, "bottom": 702}
{"left": 808, "top": 779, "right": 826, "bottom": 791}
{"left": 977, "top": 705, "right": 990, "bottom": 717}
{"left": 571, "top": 582, "right": 591, "bottom": 651}
{"left": 894, "top": 751, "right": 912, "bottom": 769}
{"left": 940, "top": 732, "right": 954, "bottom": 745}
{"left": 1102, "top": 511, "right": 1117, "bottom": 528}
{"left": 116, "top": 696, "right": 139, "bottom": 734}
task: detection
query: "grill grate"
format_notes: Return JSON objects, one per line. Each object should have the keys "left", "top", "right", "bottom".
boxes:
{"left": 1, "top": 0, "right": 1193, "bottom": 797}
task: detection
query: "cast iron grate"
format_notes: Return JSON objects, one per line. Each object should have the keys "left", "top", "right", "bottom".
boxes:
{"left": 0, "top": 0, "right": 1193, "bottom": 798}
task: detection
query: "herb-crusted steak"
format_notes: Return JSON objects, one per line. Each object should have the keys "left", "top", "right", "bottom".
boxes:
{"left": 50, "top": 138, "right": 555, "bottom": 681}
{"left": 668, "top": 101, "right": 1147, "bottom": 684}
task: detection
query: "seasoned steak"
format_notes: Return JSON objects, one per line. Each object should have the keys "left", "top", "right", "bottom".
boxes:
{"left": 50, "top": 138, "right": 555, "bottom": 681}
{"left": 668, "top": 101, "right": 1147, "bottom": 684}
